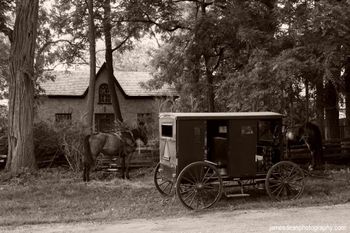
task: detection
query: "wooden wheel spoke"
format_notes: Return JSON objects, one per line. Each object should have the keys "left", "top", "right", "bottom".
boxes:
{"left": 154, "top": 163, "right": 174, "bottom": 196}
{"left": 177, "top": 162, "right": 222, "bottom": 210}
{"left": 161, "top": 181, "right": 172, "bottom": 192}
{"left": 168, "top": 183, "right": 174, "bottom": 193}
{"left": 201, "top": 168, "right": 211, "bottom": 183}
{"left": 276, "top": 184, "right": 285, "bottom": 198}
{"left": 158, "top": 179, "right": 171, "bottom": 187}
{"left": 286, "top": 171, "right": 303, "bottom": 181}
{"left": 181, "top": 188, "right": 196, "bottom": 200}
{"left": 287, "top": 166, "right": 296, "bottom": 177}
{"left": 188, "top": 191, "right": 198, "bottom": 207}
{"left": 182, "top": 175, "right": 196, "bottom": 184}
{"left": 286, "top": 176, "right": 303, "bottom": 184}
{"left": 266, "top": 162, "right": 305, "bottom": 201}
{"left": 287, "top": 181, "right": 303, "bottom": 190}
{"left": 180, "top": 183, "right": 195, "bottom": 190}
{"left": 269, "top": 178, "right": 281, "bottom": 184}
{"left": 202, "top": 172, "right": 216, "bottom": 184}
{"left": 199, "top": 191, "right": 212, "bottom": 207}
{"left": 203, "top": 184, "right": 216, "bottom": 190}
{"left": 196, "top": 192, "right": 204, "bottom": 209}
{"left": 271, "top": 183, "right": 283, "bottom": 194}
{"left": 269, "top": 182, "right": 282, "bottom": 189}
{"left": 271, "top": 173, "right": 282, "bottom": 180}
{"left": 189, "top": 169, "right": 201, "bottom": 183}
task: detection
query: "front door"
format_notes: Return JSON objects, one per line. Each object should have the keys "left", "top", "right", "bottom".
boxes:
{"left": 95, "top": 113, "right": 115, "bottom": 132}
{"left": 228, "top": 120, "right": 257, "bottom": 177}
{"left": 177, "top": 119, "right": 206, "bottom": 174}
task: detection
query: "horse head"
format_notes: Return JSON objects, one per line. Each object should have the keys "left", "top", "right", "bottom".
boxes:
{"left": 136, "top": 122, "right": 148, "bottom": 146}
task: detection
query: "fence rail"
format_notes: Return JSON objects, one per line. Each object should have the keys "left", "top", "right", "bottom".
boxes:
{"left": 286, "top": 138, "right": 350, "bottom": 163}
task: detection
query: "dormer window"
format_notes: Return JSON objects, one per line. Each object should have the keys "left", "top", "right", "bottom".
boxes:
{"left": 99, "top": 83, "right": 111, "bottom": 104}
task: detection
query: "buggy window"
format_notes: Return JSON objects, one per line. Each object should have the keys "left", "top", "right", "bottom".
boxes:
{"left": 161, "top": 124, "right": 173, "bottom": 138}
{"left": 241, "top": 125, "right": 254, "bottom": 135}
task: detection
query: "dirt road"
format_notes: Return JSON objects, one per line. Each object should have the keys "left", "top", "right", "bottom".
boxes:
{"left": 1, "top": 204, "right": 349, "bottom": 233}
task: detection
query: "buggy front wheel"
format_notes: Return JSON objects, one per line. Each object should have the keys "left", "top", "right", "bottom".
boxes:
{"left": 176, "top": 161, "right": 223, "bottom": 210}
{"left": 265, "top": 161, "right": 305, "bottom": 201}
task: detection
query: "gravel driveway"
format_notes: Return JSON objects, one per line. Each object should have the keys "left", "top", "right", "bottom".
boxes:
{"left": 1, "top": 203, "right": 349, "bottom": 233}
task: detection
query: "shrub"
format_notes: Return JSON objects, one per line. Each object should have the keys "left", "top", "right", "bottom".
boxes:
{"left": 53, "top": 121, "right": 87, "bottom": 172}
{"left": 34, "top": 122, "right": 61, "bottom": 166}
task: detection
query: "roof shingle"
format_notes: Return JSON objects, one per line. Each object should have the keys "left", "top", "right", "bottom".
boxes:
{"left": 40, "top": 68, "right": 177, "bottom": 97}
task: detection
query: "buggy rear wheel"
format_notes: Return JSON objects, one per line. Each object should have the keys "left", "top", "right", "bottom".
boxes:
{"left": 265, "top": 161, "right": 305, "bottom": 201}
{"left": 154, "top": 162, "right": 175, "bottom": 196}
{"left": 176, "top": 161, "right": 223, "bottom": 210}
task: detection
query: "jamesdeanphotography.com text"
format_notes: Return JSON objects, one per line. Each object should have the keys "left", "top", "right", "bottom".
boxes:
{"left": 269, "top": 225, "right": 347, "bottom": 232}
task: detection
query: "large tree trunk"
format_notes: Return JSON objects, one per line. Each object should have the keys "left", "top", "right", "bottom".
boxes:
{"left": 204, "top": 54, "right": 215, "bottom": 112}
{"left": 324, "top": 81, "right": 339, "bottom": 140}
{"left": 86, "top": 0, "right": 96, "bottom": 133}
{"left": 103, "top": 0, "right": 123, "bottom": 122}
{"left": 6, "top": 0, "right": 39, "bottom": 173}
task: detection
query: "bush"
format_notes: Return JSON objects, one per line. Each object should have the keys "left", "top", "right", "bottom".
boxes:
{"left": 0, "top": 117, "right": 86, "bottom": 171}
{"left": 34, "top": 121, "right": 87, "bottom": 171}
{"left": 53, "top": 121, "right": 87, "bottom": 171}
{"left": 34, "top": 122, "right": 61, "bottom": 166}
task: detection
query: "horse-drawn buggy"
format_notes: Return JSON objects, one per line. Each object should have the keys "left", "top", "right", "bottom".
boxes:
{"left": 154, "top": 112, "right": 306, "bottom": 210}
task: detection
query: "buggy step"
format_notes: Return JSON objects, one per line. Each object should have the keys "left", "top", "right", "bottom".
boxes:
{"left": 224, "top": 193, "right": 250, "bottom": 198}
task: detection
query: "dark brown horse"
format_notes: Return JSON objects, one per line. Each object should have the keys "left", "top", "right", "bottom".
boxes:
{"left": 286, "top": 122, "right": 324, "bottom": 170}
{"left": 83, "top": 125, "right": 148, "bottom": 182}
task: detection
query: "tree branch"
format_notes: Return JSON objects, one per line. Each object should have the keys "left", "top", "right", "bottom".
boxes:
{"left": 36, "top": 39, "right": 77, "bottom": 57}
{"left": 111, "top": 14, "right": 191, "bottom": 32}
{"left": 111, "top": 35, "right": 131, "bottom": 53}
{"left": 213, "top": 47, "right": 224, "bottom": 71}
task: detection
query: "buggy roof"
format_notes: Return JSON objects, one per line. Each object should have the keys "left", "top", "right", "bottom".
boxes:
{"left": 160, "top": 112, "right": 282, "bottom": 120}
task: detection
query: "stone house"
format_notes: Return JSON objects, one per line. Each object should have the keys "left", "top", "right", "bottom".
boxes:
{"left": 36, "top": 64, "right": 177, "bottom": 134}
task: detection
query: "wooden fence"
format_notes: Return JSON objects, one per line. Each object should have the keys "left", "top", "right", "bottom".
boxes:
{"left": 96, "top": 144, "right": 159, "bottom": 172}
{"left": 286, "top": 138, "right": 350, "bottom": 164}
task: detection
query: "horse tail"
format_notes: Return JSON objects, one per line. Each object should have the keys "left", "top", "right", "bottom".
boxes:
{"left": 83, "top": 135, "right": 92, "bottom": 182}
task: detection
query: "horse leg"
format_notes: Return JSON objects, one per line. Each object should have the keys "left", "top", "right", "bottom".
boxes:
{"left": 121, "top": 154, "right": 126, "bottom": 179}
{"left": 83, "top": 162, "right": 91, "bottom": 182}
{"left": 85, "top": 165, "right": 90, "bottom": 182}
{"left": 314, "top": 148, "right": 324, "bottom": 170}
{"left": 83, "top": 135, "right": 94, "bottom": 182}
{"left": 83, "top": 165, "right": 87, "bottom": 182}
{"left": 309, "top": 150, "right": 315, "bottom": 171}
{"left": 125, "top": 153, "right": 133, "bottom": 180}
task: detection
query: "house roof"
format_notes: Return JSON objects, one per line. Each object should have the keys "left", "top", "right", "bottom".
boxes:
{"left": 40, "top": 71, "right": 90, "bottom": 96}
{"left": 40, "top": 65, "right": 177, "bottom": 97}
{"left": 114, "top": 71, "right": 177, "bottom": 97}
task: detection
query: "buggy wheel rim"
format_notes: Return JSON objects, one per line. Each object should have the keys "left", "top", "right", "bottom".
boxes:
{"left": 266, "top": 161, "right": 305, "bottom": 201}
{"left": 154, "top": 162, "right": 174, "bottom": 196}
{"left": 176, "top": 161, "right": 222, "bottom": 210}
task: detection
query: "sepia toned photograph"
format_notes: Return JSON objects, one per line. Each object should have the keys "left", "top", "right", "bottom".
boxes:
{"left": 0, "top": 0, "right": 349, "bottom": 232}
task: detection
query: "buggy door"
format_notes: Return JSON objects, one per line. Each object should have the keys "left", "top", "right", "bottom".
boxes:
{"left": 228, "top": 120, "right": 257, "bottom": 177}
{"left": 177, "top": 120, "right": 206, "bottom": 174}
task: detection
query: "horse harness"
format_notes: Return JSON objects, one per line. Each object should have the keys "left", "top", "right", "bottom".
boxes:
{"left": 112, "top": 130, "right": 137, "bottom": 148}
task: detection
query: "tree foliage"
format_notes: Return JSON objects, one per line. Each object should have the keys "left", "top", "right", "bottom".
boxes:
{"left": 148, "top": 0, "right": 350, "bottom": 135}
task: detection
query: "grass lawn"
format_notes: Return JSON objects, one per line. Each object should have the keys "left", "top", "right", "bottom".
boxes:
{"left": 0, "top": 165, "right": 349, "bottom": 226}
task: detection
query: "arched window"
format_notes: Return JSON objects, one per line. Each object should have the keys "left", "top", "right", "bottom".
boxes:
{"left": 99, "top": 84, "right": 111, "bottom": 104}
